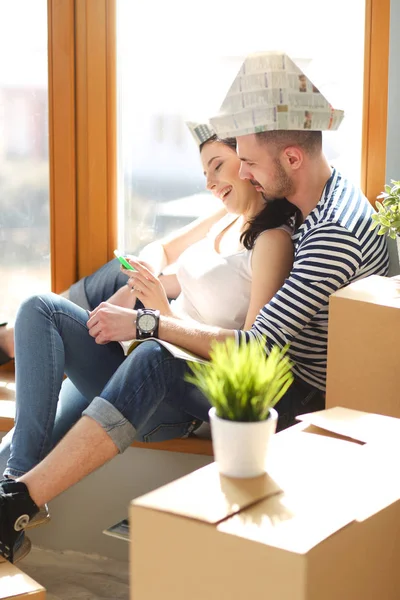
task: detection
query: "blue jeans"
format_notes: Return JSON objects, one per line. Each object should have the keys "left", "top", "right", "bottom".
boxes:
{"left": 0, "top": 293, "right": 325, "bottom": 478}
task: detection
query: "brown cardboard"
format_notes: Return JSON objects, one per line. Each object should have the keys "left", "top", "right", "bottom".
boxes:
{"left": 326, "top": 275, "right": 400, "bottom": 417}
{"left": 0, "top": 561, "right": 45, "bottom": 599}
{"left": 130, "top": 407, "right": 400, "bottom": 600}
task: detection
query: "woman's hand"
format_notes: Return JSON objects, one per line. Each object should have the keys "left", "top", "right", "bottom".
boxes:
{"left": 87, "top": 303, "right": 137, "bottom": 344}
{"left": 125, "top": 255, "right": 155, "bottom": 274}
{"left": 121, "top": 259, "right": 173, "bottom": 315}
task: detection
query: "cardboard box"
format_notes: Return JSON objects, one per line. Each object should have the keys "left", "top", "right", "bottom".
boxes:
{"left": 326, "top": 275, "right": 400, "bottom": 416}
{"left": 130, "top": 407, "right": 400, "bottom": 600}
{"left": 0, "top": 561, "right": 45, "bottom": 599}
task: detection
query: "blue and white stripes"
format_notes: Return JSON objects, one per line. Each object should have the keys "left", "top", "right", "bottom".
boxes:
{"left": 236, "top": 168, "right": 389, "bottom": 390}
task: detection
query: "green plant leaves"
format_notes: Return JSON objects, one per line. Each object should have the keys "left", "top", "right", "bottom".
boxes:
{"left": 185, "top": 337, "right": 294, "bottom": 422}
{"left": 370, "top": 180, "right": 400, "bottom": 238}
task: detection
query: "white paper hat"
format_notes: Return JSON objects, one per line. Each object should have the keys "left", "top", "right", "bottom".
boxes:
{"left": 186, "top": 121, "right": 216, "bottom": 147}
{"left": 209, "top": 52, "right": 345, "bottom": 138}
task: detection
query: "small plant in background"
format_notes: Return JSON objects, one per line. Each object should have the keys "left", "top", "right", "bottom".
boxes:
{"left": 370, "top": 180, "right": 400, "bottom": 239}
{"left": 185, "top": 337, "right": 293, "bottom": 422}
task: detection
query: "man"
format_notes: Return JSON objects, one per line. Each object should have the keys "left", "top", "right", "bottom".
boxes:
{"left": 0, "top": 52, "right": 389, "bottom": 562}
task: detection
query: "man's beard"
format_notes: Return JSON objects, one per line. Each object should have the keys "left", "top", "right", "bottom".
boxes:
{"left": 251, "top": 160, "right": 294, "bottom": 201}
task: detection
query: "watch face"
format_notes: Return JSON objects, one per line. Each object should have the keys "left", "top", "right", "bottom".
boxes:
{"left": 138, "top": 313, "right": 156, "bottom": 333}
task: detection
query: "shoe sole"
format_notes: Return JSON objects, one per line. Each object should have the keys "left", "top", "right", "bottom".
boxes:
{"left": 0, "top": 535, "right": 31, "bottom": 564}
{"left": 25, "top": 506, "right": 51, "bottom": 530}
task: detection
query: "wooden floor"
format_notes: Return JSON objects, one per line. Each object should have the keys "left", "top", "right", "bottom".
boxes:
{"left": 0, "top": 361, "right": 214, "bottom": 456}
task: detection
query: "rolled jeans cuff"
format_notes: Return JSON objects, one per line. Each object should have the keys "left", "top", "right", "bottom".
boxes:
{"left": 83, "top": 396, "right": 137, "bottom": 453}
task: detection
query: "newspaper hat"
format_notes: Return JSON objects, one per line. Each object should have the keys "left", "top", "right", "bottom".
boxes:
{"left": 209, "top": 52, "right": 345, "bottom": 138}
{"left": 186, "top": 121, "right": 216, "bottom": 147}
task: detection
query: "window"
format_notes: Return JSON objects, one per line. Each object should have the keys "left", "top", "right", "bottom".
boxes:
{"left": 115, "top": 0, "right": 365, "bottom": 252}
{"left": 0, "top": 0, "right": 50, "bottom": 319}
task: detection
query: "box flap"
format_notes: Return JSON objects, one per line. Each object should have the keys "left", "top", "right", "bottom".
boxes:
{"left": 217, "top": 417, "right": 385, "bottom": 554}
{"left": 296, "top": 406, "right": 400, "bottom": 444}
{"left": 132, "top": 462, "right": 282, "bottom": 524}
{"left": 218, "top": 482, "right": 359, "bottom": 555}
{"left": 332, "top": 275, "right": 400, "bottom": 308}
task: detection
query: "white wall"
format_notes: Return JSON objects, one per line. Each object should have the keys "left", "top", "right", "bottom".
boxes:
{"left": 28, "top": 446, "right": 212, "bottom": 561}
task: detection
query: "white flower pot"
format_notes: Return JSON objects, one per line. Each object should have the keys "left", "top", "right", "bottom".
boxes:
{"left": 397, "top": 236, "right": 400, "bottom": 263}
{"left": 209, "top": 406, "right": 278, "bottom": 478}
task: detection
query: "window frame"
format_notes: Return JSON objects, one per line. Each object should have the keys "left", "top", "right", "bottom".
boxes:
{"left": 48, "top": 0, "right": 116, "bottom": 292}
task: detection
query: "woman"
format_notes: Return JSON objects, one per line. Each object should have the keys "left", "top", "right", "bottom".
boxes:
{"left": 0, "top": 124, "right": 296, "bottom": 561}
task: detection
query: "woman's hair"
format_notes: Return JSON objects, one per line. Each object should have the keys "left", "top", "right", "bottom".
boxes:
{"left": 199, "top": 134, "right": 236, "bottom": 153}
{"left": 200, "top": 134, "right": 301, "bottom": 250}
{"left": 240, "top": 197, "right": 300, "bottom": 250}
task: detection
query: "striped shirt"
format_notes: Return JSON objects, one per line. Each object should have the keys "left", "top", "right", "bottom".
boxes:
{"left": 236, "top": 168, "right": 389, "bottom": 391}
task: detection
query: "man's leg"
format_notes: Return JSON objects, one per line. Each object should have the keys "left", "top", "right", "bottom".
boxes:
{"left": 20, "top": 416, "right": 118, "bottom": 508}
{"left": 275, "top": 376, "right": 325, "bottom": 432}
{"left": 16, "top": 342, "right": 210, "bottom": 506}
{"left": 0, "top": 379, "right": 92, "bottom": 476}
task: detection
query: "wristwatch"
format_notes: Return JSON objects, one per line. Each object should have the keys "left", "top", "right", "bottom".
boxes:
{"left": 136, "top": 308, "right": 160, "bottom": 339}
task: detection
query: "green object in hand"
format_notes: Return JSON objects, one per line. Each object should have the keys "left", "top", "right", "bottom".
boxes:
{"left": 114, "top": 250, "right": 137, "bottom": 271}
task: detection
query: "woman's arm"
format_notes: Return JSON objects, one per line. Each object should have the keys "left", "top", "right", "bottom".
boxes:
{"left": 106, "top": 284, "right": 136, "bottom": 308}
{"left": 243, "top": 229, "right": 294, "bottom": 330}
{"left": 158, "top": 273, "right": 181, "bottom": 299}
{"left": 137, "top": 206, "right": 227, "bottom": 273}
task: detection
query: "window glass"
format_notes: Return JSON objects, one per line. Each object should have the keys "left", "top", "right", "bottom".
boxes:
{"left": 0, "top": 0, "right": 50, "bottom": 320}
{"left": 117, "top": 0, "right": 365, "bottom": 253}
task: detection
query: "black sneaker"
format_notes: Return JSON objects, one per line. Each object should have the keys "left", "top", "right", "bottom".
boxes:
{"left": 0, "top": 480, "right": 39, "bottom": 562}
{"left": 0, "top": 480, "right": 50, "bottom": 529}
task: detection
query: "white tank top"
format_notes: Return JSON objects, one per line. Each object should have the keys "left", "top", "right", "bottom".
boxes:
{"left": 170, "top": 214, "right": 292, "bottom": 330}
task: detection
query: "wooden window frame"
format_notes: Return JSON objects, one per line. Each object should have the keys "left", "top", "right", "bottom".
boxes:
{"left": 48, "top": 0, "right": 389, "bottom": 292}
{"left": 48, "top": 0, "right": 116, "bottom": 293}
{"left": 48, "top": 0, "right": 77, "bottom": 293}
{"left": 361, "top": 0, "right": 390, "bottom": 205}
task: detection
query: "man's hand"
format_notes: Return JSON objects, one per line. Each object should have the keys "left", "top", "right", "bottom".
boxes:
{"left": 87, "top": 302, "right": 137, "bottom": 344}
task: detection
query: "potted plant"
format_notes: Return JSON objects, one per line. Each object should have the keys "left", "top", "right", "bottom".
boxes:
{"left": 186, "top": 337, "right": 294, "bottom": 478}
{"left": 370, "top": 180, "right": 400, "bottom": 258}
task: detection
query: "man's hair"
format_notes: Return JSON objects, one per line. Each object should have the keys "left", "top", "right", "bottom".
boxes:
{"left": 257, "top": 130, "right": 322, "bottom": 156}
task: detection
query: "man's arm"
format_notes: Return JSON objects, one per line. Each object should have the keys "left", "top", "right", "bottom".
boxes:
{"left": 158, "top": 225, "right": 362, "bottom": 356}
{"left": 158, "top": 316, "right": 235, "bottom": 358}
{"left": 237, "top": 225, "right": 362, "bottom": 352}
{"left": 87, "top": 300, "right": 234, "bottom": 354}
{"left": 106, "top": 284, "right": 136, "bottom": 308}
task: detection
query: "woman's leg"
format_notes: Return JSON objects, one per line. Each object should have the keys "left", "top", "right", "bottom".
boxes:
{"left": 5, "top": 293, "right": 125, "bottom": 478}
{"left": 69, "top": 258, "right": 128, "bottom": 310}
